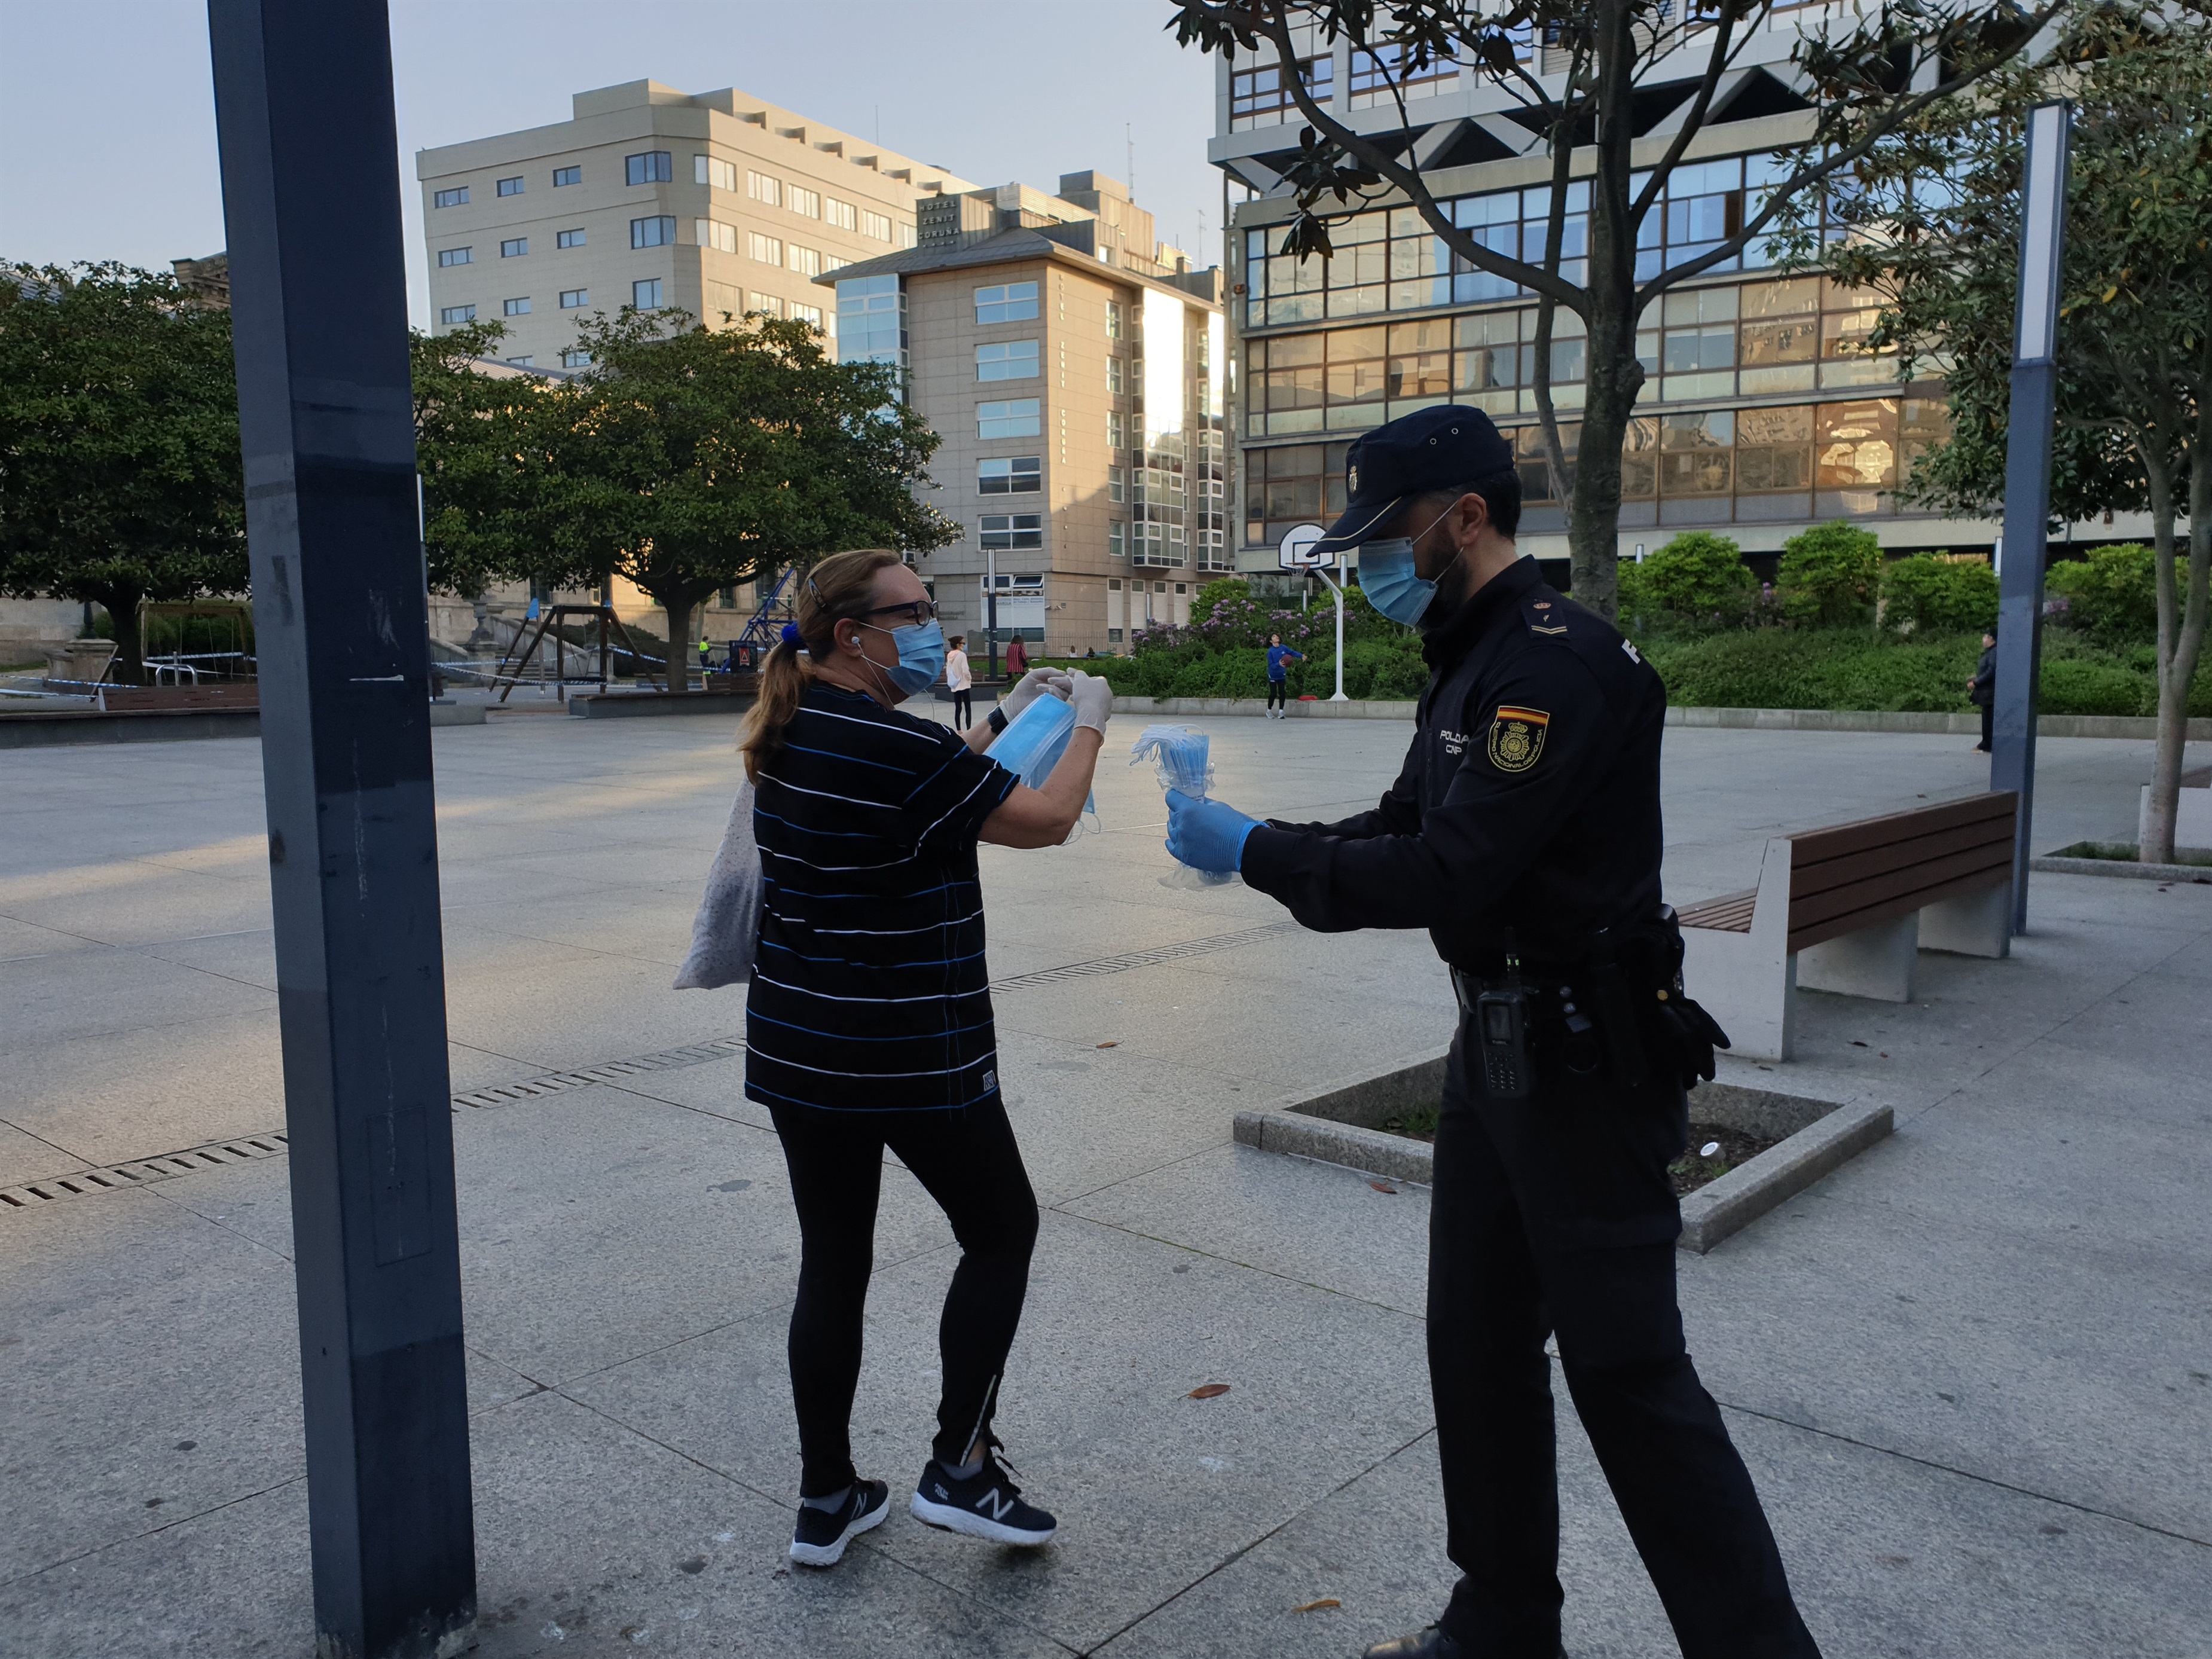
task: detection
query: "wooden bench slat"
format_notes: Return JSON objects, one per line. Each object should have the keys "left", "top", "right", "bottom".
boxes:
{"left": 1789, "top": 792, "right": 2017, "bottom": 866}
{"left": 1788, "top": 850, "right": 2012, "bottom": 953}
{"left": 1789, "top": 819, "right": 2017, "bottom": 901}
{"left": 1678, "top": 888, "right": 1758, "bottom": 933}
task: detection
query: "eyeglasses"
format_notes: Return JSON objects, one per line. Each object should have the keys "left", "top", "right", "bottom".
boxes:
{"left": 864, "top": 600, "right": 938, "bottom": 627}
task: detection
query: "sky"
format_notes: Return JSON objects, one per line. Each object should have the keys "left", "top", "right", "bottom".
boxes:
{"left": 0, "top": 0, "right": 1223, "bottom": 327}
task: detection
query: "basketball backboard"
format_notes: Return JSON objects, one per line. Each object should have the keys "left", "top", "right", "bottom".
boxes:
{"left": 1277, "top": 522, "right": 1333, "bottom": 570}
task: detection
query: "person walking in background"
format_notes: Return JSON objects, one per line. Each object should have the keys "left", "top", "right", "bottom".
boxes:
{"left": 946, "top": 633, "right": 973, "bottom": 728}
{"left": 1968, "top": 630, "right": 1997, "bottom": 753}
{"left": 1004, "top": 633, "right": 1029, "bottom": 677}
{"left": 1265, "top": 633, "right": 1306, "bottom": 720}
{"left": 736, "top": 549, "right": 1113, "bottom": 1571}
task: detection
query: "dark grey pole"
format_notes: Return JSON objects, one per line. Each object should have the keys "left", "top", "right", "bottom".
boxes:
{"left": 207, "top": 4, "right": 477, "bottom": 1656}
{"left": 1990, "top": 99, "right": 2073, "bottom": 936}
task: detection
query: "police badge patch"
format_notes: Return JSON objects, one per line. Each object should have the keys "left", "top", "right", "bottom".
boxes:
{"left": 1487, "top": 706, "right": 1550, "bottom": 772}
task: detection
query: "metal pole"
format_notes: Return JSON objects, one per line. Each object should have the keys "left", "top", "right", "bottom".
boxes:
{"left": 1312, "top": 568, "right": 1349, "bottom": 701}
{"left": 986, "top": 548, "right": 1000, "bottom": 682}
{"left": 207, "top": 5, "right": 477, "bottom": 1657}
{"left": 1991, "top": 100, "right": 2073, "bottom": 936}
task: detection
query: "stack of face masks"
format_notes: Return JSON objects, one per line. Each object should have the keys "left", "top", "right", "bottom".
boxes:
{"left": 985, "top": 693, "right": 1098, "bottom": 840}
{"left": 1129, "top": 725, "right": 1238, "bottom": 888}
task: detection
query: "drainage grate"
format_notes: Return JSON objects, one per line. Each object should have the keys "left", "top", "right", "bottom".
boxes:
{"left": 987, "top": 922, "right": 1303, "bottom": 993}
{"left": 0, "top": 1133, "right": 291, "bottom": 1212}
{"left": 447, "top": 1036, "right": 746, "bottom": 1109}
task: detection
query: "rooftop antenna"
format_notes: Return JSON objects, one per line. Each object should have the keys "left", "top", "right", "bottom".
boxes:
{"left": 1126, "top": 123, "right": 1134, "bottom": 201}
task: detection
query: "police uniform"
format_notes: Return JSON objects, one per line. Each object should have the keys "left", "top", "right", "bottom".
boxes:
{"left": 1236, "top": 407, "right": 1822, "bottom": 1659}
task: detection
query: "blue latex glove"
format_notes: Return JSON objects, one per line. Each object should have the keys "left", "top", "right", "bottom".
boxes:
{"left": 1165, "top": 789, "right": 1260, "bottom": 875}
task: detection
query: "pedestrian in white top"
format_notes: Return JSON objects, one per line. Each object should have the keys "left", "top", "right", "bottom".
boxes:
{"left": 945, "top": 635, "right": 973, "bottom": 728}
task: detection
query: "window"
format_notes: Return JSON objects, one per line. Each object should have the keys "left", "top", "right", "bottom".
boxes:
{"left": 553, "top": 165, "right": 581, "bottom": 188}
{"left": 561, "top": 349, "right": 592, "bottom": 368}
{"left": 625, "top": 150, "right": 673, "bottom": 186}
{"left": 1230, "top": 55, "right": 1333, "bottom": 130}
{"left": 503, "top": 297, "right": 530, "bottom": 316}
{"left": 560, "top": 289, "right": 588, "bottom": 308}
{"left": 439, "top": 304, "right": 476, "bottom": 325}
{"left": 822, "top": 255, "right": 850, "bottom": 274}
{"left": 979, "top": 456, "right": 1041, "bottom": 494}
{"left": 696, "top": 154, "right": 737, "bottom": 192}
{"left": 896, "top": 222, "right": 918, "bottom": 249}
{"left": 979, "top": 514, "right": 1044, "bottom": 551}
{"left": 1242, "top": 441, "right": 1353, "bottom": 546}
{"left": 438, "top": 247, "right": 471, "bottom": 267}
{"left": 557, "top": 227, "right": 586, "bottom": 249}
{"left": 1349, "top": 42, "right": 1457, "bottom": 109}
{"left": 433, "top": 186, "right": 468, "bottom": 208}
{"left": 500, "top": 237, "right": 527, "bottom": 258}
{"left": 748, "top": 292, "right": 785, "bottom": 317}
{"left": 974, "top": 282, "right": 1039, "bottom": 324}
{"left": 696, "top": 218, "right": 738, "bottom": 255}
{"left": 861, "top": 208, "right": 892, "bottom": 242}
{"left": 836, "top": 274, "right": 905, "bottom": 368}
{"left": 787, "top": 185, "right": 820, "bottom": 219}
{"left": 506, "top": 355, "right": 534, "bottom": 368}
{"left": 1106, "top": 410, "right": 1125, "bottom": 449}
{"left": 1105, "top": 356, "right": 1125, "bottom": 396}
{"left": 747, "top": 171, "right": 781, "bottom": 207}
{"left": 787, "top": 243, "right": 821, "bottom": 278}
{"left": 790, "top": 301, "right": 823, "bottom": 329}
{"left": 633, "top": 278, "right": 664, "bottom": 309}
{"left": 976, "top": 340, "right": 1040, "bottom": 382}
{"left": 1108, "top": 522, "right": 1126, "bottom": 559}
{"left": 631, "top": 216, "right": 677, "bottom": 249}
{"left": 978, "top": 399, "right": 1042, "bottom": 439}
{"left": 497, "top": 175, "right": 524, "bottom": 197}
{"left": 1108, "top": 465, "right": 1125, "bottom": 503}
{"left": 748, "top": 231, "right": 783, "bottom": 265}
{"left": 823, "top": 197, "right": 856, "bottom": 232}
{"left": 1105, "top": 299, "right": 1124, "bottom": 339}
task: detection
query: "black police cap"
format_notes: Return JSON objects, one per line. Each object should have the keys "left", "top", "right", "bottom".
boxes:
{"left": 1313, "top": 405, "right": 1516, "bottom": 554}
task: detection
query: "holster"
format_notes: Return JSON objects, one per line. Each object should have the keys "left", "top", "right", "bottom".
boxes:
{"left": 1615, "top": 907, "right": 1732, "bottom": 1088}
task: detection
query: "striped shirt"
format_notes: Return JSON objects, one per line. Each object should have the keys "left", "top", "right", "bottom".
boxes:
{"left": 745, "top": 683, "right": 1019, "bottom": 1113}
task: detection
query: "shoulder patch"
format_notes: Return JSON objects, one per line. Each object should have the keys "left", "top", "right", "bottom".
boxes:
{"left": 1621, "top": 638, "right": 1643, "bottom": 664}
{"left": 1524, "top": 599, "right": 1568, "bottom": 636}
{"left": 1487, "top": 705, "right": 1550, "bottom": 772}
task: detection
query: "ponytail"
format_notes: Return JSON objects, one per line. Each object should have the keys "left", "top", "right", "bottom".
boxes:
{"left": 737, "top": 548, "right": 902, "bottom": 781}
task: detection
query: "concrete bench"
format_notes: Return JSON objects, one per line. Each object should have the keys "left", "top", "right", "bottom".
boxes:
{"left": 1679, "top": 792, "right": 2017, "bottom": 1061}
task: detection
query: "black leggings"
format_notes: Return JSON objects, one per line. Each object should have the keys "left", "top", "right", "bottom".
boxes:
{"left": 1266, "top": 680, "right": 1289, "bottom": 710}
{"left": 770, "top": 1096, "right": 1038, "bottom": 1498}
{"left": 952, "top": 689, "right": 973, "bottom": 727}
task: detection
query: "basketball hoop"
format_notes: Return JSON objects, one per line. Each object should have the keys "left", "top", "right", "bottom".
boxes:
{"left": 1277, "top": 523, "right": 1333, "bottom": 570}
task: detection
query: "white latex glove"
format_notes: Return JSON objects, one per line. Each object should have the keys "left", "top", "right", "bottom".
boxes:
{"left": 1067, "top": 669, "right": 1113, "bottom": 734}
{"left": 1002, "top": 666, "right": 1073, "bottom": 719}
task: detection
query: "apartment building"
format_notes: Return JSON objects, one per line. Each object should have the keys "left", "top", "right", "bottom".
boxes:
{"left": 819, "top": 174, "right": 1226, "bottom": 658}
{"left": 1208, "top": 16, "right": 2129, "bottom": 577}
{"left": 416, "top": 80, "right": 977, "bottom": 371}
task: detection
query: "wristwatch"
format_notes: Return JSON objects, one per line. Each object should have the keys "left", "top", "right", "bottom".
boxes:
{"left": 987, "top": 705, "right": 1009, "bottom": 735}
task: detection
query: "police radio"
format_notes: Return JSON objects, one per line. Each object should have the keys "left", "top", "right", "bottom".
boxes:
{"left": 1475, "top": 934, "right": 1533, "bottom": 1101}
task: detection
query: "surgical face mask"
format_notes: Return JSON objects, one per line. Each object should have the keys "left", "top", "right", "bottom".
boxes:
{"left": 1358, "top": 503, "right": 1464, "bottom": 628}
{"left": 855, "top": 618, "right": 946, "bottom": 696}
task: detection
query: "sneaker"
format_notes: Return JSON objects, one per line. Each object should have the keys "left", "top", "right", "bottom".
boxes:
{"left": 788, "top": 1478, "right": 890, "bottom": 1568}
{"left": 910, "top": 1447, "right": 1057, "bottom": 1546}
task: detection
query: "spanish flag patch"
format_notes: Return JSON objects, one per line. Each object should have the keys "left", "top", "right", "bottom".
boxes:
{"left": 1487, "top": 705, "right": 1550, "bottom": 772}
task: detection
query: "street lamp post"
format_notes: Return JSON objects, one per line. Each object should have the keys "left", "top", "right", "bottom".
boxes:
{"left": 207, "top": 2, "right": 476, "bottom": 1654}
{"left": 1991, "top": 99, "right": 2074, "bottom": 935}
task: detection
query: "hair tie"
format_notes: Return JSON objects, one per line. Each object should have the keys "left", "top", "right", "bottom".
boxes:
{"left": 780, "top": 622, "right": 801, "bottom": 645}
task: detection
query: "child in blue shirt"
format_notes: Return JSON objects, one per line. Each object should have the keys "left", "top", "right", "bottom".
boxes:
{"left": 1265, "top": 633, "right": 1305, "bottom": 719}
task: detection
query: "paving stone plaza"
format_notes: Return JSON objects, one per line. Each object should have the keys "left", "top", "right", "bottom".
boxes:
{"left": 2, "top": 713, "right": 2207, "bottom": 1657}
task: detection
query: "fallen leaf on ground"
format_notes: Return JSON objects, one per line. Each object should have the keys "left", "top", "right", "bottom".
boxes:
{"left": 1096, "top": 1041, "right": 1118, "bottom": 1048}
{"left": 1368, "top": 1180, "right": 1397, "bottom": 1194}
{"left": 1187, "top": 1383, "right": 1231, "bottom": 1400}
{"left": 1293, "top": 1598, "right": 1342, "bottom": 1614}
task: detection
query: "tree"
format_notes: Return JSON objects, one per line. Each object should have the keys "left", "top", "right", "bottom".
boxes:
{"left": 1170, "top": 0, "right": 2067, "bottom": 616}
{"left": 0, "top": 262, "right": 247, "bottom": 682}
{"left": 1815, "top": 4, "right": 2211, "bottom": 860}
{"left": 527, "top": 307, "right": 957, "bottom": 690}
{"left": 1633, "top": 529, "right": 1752, "bottom": 623}
{"left": 1777, "top": 519, "right": 1881, "bottom": 627}
{"left": 412, "top": 319, "right": 559, "bottom": 603}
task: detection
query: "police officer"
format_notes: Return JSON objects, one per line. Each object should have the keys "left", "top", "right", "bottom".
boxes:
{"left": 1165, "top": 406, "right": 1821, "bottom": 1659}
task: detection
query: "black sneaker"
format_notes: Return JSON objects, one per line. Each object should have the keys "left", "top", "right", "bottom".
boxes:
{"left": 909, "top": 1447, "right": 1057, "bottom": 1546}
{"left": 787, "top": 1478, "right": 890, "bottom": 1568}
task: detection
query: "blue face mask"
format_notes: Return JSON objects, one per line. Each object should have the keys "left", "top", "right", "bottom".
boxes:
{"left": 860, "top": 618, "right": 946, "bottom": 696}
{"left": 1357, "top": 505, "right": 1462, "bottom": 628}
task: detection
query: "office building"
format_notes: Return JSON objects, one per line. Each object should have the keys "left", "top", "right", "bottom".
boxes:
{"left": 1206, "top": 19, "right": 2130, "bottom": 576}
{"left": 820, "top": 173, "right": 1226, "bottom": 657}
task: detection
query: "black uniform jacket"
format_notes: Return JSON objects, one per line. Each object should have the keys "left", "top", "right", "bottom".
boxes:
{"left": 1241, "top": 556, "right": 1667, "bottom": 975}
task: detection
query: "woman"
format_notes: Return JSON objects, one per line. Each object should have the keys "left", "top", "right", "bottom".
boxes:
{"left": 945, "top": 633, "right": 973, "bottom": 728}
{"left": 738, "top": 549, "right": 1111, "bottom": 1569}
{"left": 1004, "top": 633, "right": 1029, "bottom": 677}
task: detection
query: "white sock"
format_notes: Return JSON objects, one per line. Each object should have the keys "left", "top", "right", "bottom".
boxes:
{"left": 946, "top": 1452, "right": 986, "bottom": 1481}
{"left": 800, "top": 1483, "right": 852, "bottom": 1513}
